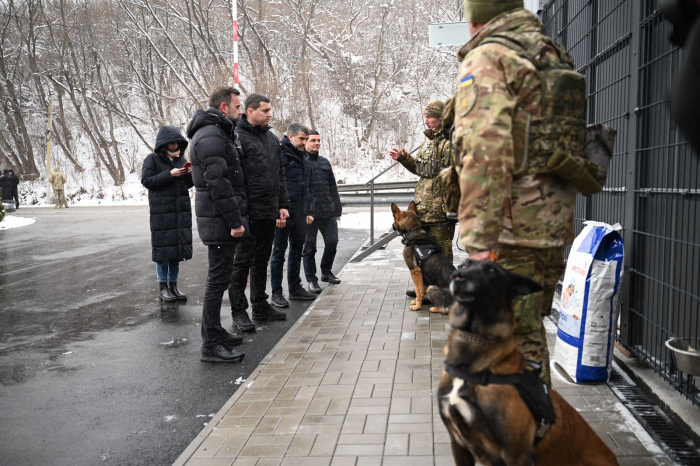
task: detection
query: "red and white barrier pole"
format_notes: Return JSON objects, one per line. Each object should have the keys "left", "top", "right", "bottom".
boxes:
{"left": 232, "top": 0, "right": 239, "bottom": 89}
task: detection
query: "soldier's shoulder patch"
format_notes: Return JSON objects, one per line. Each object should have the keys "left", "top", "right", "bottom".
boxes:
{"left": 456, "top": 74, "right": 478, "bottom": 118}
{"left": 459, "top": 75, "right": 474, "bottom": 88}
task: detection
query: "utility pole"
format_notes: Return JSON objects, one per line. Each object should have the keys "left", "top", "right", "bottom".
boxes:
{"left": 232, "top": 0, "right": 239, "bottom": 89}
{"left": 45, "top": 99, "right": 53, "bottom": 204}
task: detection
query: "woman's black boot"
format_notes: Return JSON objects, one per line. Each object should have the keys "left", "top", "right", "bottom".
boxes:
{"left": 168, "top": 282, "right": 187, "bottom": 301}
{"left": 160, "top": 282, "right": 177, "bottom": 302}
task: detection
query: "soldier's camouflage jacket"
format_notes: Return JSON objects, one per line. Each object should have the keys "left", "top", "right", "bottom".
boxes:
{"left": 399, "top": 126, "right": 451, "bottom": 224}
{"left": 454, "top": 8, "right": 578, "bottom": 251}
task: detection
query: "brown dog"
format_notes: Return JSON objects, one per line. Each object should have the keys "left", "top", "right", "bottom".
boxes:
{"left": 439, "top": 260, "right": 618, "bottom": 466}
{"left": 391, "top": 202, "right": 455, "bottom": 313}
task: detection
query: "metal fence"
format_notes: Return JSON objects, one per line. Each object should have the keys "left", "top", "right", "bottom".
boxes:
{"left": 542, "top": 0, "right": 700, "bottom": 406}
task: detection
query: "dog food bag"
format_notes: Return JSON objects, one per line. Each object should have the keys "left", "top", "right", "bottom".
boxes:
{"left": 554, "top": 221, "right": 624, "bottom": 383}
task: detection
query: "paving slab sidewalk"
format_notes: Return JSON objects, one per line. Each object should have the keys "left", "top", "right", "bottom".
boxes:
{"left": 174, "top": 239, "right": 673, "bottom": 466}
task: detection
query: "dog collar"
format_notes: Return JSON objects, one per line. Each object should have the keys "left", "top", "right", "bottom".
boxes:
{"left": 444, "top": 361, "right": 556, "bottom": 446}
{"left": 400, "top": 229, "right": 425, "bottom": 244}
{"left": 453, "top": 329, "right": 493, "bottom": 345}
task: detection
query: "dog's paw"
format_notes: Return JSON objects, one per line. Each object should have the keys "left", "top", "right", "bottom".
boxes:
{"left": 429, "top": 306, "right": 442, "bottom": 314}
{"left": 410, "top": 302, "right": 422, "bottom": 311}
{"left": 410, "top": 299, "right": 416, "bottom": 305}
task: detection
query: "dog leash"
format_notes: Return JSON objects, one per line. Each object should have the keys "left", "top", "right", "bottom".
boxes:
{"left": 444, "top": 360, "right": 557, "bottom": 445}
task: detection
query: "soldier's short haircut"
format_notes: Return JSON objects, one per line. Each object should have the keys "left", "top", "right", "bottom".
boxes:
{"left": 308, "top": 130, "right": 320, "bottom": 136}
{"left": 287, "top": 123, "right": 309, "bottom": 137}
{"left": 245, "top": 93, "right": 271, "bottom": 111}
{"left": 208, "top": 86, "right": 240, "bottom": 109}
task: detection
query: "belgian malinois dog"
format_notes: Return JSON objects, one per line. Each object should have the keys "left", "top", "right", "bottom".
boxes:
{"left": 439, "top": 260, "right": 618, "bottom": 466}
{"left": 391, "top": 202, "right": 455, "bottom": 314}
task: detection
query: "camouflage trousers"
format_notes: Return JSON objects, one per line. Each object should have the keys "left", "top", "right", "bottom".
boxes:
{"left": 424, "top": 222, "right": 456, "bottom": 263}
{"left": 54, "top": 189, "right": 68, "bottom": 208}
{"left": 469, "top": 245, "right": 565, "bottom": 386}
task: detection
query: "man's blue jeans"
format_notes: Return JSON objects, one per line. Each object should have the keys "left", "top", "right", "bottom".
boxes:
{"left": 156, "top": 261, "right": 180, "bottom": 283}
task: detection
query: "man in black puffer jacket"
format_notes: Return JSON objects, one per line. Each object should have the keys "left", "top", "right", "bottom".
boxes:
{"left": 269, "top": 123, "right": 317, "bottom": 308}
{"left": 303, "top": 130, "right": 343, "bottom": 293}
{"left": 187, "top": 86, "right": 247, "bottom": 364}
{"left": 229, "top": 93, "right": 291, "bottom": 326}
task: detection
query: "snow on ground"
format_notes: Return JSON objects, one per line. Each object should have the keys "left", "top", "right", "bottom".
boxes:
{"left": 0, "top": 215, "right": 37, "bottom": 230}
{"left": 339, "top": 211, "right": 393, "bottom": 231}
{"left": 21, "top": 172, "right": 150, "bottom": 207}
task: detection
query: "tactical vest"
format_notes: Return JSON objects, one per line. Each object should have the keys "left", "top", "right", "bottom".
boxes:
{"left": 480, "top": 31, "right": 604, "bottom": 195}
{"left": 415, "top": 131, "right": 447, "bottom": 178}
{"left": 439, "top": 31, "right": 614, "bottom": 212}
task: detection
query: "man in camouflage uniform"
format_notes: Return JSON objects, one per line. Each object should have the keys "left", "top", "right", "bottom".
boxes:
{"left": 454, "top": 0, "right": 582, "bottom": 385}
{"left": 390, "top": 100, "right": 455, "bottom": 263}
{"left": 48, "top": 166, "right": 69, "bottom": 209}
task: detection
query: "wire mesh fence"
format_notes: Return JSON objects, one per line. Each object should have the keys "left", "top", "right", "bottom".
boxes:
{"left": 542, "top": 0, "right": 700, "bottom": 406}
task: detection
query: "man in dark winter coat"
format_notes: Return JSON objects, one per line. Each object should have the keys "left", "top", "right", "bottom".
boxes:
{"left": 187, "top": 85, "right": 247, "bottom": 363}
{"left": 270, "top": 123, "right": 317, "bottom": 308}
{"left": 141, "top": 126, "right": 193, "bottom": 303}
{"left": 229, "top": 93, "right": 291, "bottom": 328}
{"left": 303, "top": 130, "right": 342, "bottom": 293}
{"left": 0, "top": 170, "right": 11, "bottom": 203}
{"left": 6, "top": 170, "right": 19, "bottom": 209}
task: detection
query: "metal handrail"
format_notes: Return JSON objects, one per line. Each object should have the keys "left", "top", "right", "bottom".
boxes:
{"left": 364, "top": 145, "right": 422, "bottom": 245}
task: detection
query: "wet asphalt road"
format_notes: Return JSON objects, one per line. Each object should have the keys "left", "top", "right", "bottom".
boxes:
{"left": 0, "top": 206, "right": 368, "bottom": 466}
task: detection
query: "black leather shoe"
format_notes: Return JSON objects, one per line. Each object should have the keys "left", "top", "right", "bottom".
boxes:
{"left": 321, "top": 272, "right": 341, "bottom": 284}
{"left": 222, "top": 332, "right": 243, "bottom": 349}
{"left": 159, "top": 282, "right": 177, "bottom": 302}
{"left": 252, "top": 303, "right": 287, "bottom": 321}
{"left": 308, "top": 280, "right": 322, "bottom": 294}
{"left": 232, "top": 312, "right": 256, "bottom": 332}
{"left": 271, "top": 292, "right": 290, "bottom": 308}
{"left": 289, "top": 288, "right": 316, "bottom": 300}
{"left": 168, "top": 282, "right": 187, "bottom": 301}
{"left": 200, "top": 344, "right": 245, "bottom": 363}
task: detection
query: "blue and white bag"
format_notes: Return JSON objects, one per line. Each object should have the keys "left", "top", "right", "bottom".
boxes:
{"left": 554, "top": 221, "right": 624, "bottom": 383}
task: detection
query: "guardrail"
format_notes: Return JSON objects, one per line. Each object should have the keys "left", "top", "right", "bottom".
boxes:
{"left": 337, "top": 181, "right": 418, "bottom": 193}
{"left": 357, "top": 145, "right": 421, "bottom": 251}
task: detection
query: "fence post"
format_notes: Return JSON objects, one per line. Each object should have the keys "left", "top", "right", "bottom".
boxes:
{"left": 620, "top": 0, "right": 641, "bottom": 348}
{"left": 370, "top": 180, "right": 375, "bottom": 246}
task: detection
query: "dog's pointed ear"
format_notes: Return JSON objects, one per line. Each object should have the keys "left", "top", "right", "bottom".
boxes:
{"left": 408, "top": 201, "right": 418, "bottom": 214}
{"left": 391, "top": 203, "right": 400, "bottom": 217}
{"left": 510, "top": 272, "right": 544, "bottom": 297}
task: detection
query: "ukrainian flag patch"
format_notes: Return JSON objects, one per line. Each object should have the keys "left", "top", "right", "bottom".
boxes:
{"left": 459, "top": 75, "right": 474, "bottom": 88}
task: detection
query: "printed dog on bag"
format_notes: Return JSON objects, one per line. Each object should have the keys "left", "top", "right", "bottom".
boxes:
{"left": 438, "top": 260, "right": 618, "bottom": 466}
{"left": 390, "top": 202, "right": 455, "bottom": 314}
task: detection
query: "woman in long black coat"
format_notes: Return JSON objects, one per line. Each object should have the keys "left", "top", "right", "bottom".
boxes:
{"left": 141, "top": 125, "right": 194, "bottom": 302}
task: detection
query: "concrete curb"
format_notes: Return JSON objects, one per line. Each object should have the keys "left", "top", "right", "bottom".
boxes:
{"left": 172, "top": 249, "right": 358, "bottom": 466}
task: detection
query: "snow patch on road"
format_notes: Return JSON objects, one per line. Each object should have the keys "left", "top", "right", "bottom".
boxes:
{"left": 339, "top": 211, "right": 393, "bottom": 231}
{"left": 0, "top": 215, "right": 37, "bottom": 230}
